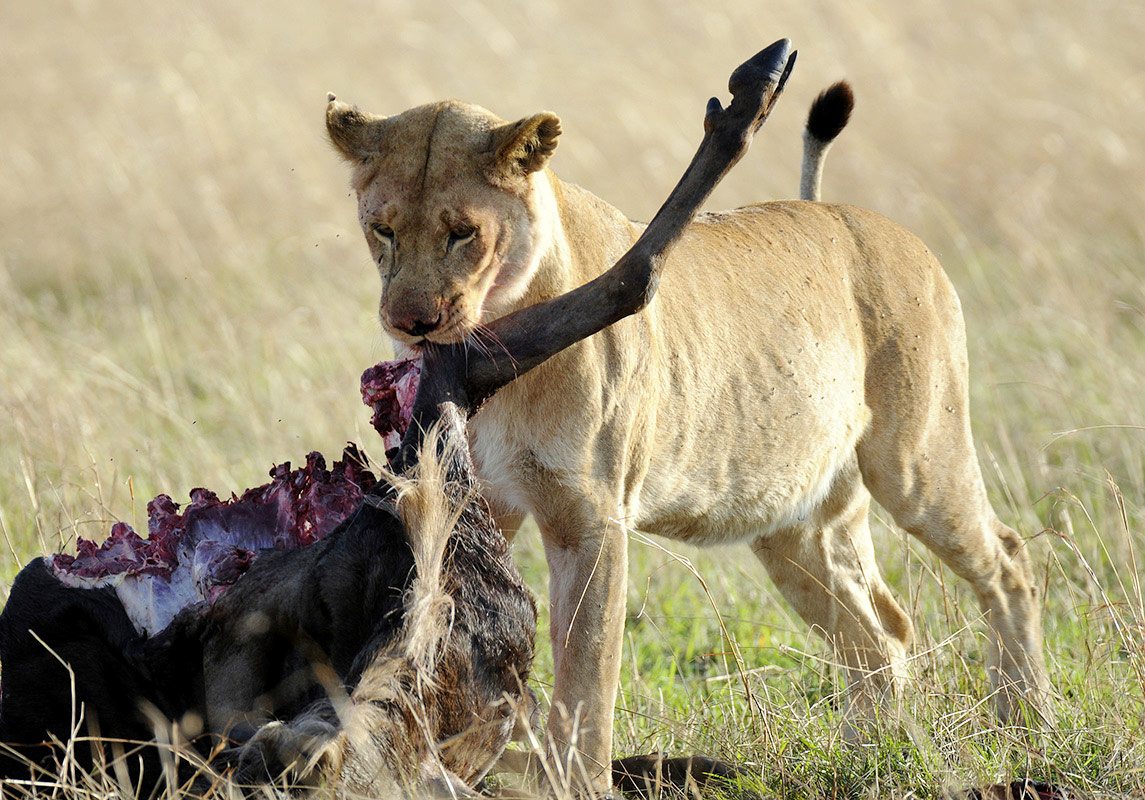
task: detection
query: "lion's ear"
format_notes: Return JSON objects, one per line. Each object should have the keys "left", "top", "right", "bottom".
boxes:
{"left": 326, "top": 94, "right": 391, "bottom": 161}
{"left": 488, "top": 112, "right": 561, "bottom": 179}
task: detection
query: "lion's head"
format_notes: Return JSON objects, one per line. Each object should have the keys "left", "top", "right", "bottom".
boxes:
{"left": 327, "top": 96, "right": 561, "bottom": 347}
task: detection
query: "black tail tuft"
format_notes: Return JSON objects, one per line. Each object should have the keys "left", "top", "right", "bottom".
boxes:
{"left": 806, "top": 81, "right": 855, "bottom": 143}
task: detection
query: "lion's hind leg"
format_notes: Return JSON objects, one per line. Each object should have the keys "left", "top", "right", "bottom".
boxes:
{"left": 863, "top": 452, "right": 1054, "bottom": 726}
{"left": 855, "top": 284, "right": 1053, "bottom": 725}
{"left": 752, "top": 460, "right": 913, "bottom": 733}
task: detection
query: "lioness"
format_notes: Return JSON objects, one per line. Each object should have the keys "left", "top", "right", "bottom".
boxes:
{"left": 326, "top": 63, "right": 1052, "bottom": 794}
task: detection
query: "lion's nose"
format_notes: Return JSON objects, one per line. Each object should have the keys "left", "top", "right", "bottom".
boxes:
{"left": 394, "top": 312, "right": 444, "bottom": 338}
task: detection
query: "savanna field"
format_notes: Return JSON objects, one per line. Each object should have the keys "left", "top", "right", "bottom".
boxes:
{"left": 1, "top": 1, "right": 1143, "bottom": 797}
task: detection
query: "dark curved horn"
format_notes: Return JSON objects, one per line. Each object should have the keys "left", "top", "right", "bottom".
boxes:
{"left": 394, "top": 40, "right": 796, "bottom": 471}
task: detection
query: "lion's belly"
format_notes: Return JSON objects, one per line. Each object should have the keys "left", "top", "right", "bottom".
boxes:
{"left": 633, "top": 416, "right": 867, "bottom": 545}
{"left": 631, "top": 331, "right": 869, "bottom": 546}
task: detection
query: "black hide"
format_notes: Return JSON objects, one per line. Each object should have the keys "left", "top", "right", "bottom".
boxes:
{"left": 0, "top": 488, "right": 534, "bottom": 792}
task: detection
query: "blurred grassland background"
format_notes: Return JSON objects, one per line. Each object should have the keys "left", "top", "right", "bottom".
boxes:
{"left": 1, "top": 0, "right": 1143, "bottom": 797}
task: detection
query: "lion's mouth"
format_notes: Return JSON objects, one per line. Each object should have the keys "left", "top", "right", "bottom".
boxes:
{"left": 382, "top": 302, "right": 479, "bottom": 348}
{"left": 425, "top": 320, "right": 473, "bottom": 344}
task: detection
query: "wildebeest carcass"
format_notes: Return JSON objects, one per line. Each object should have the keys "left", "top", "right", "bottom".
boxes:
{"left": 0, "top": 41, "right": 796, "bottom": 797}
{"left": 0, "top": 406, "right": 535, "bottom": 796}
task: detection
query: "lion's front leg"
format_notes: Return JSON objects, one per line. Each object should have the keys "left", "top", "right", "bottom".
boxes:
{"left": 540, "top": 509, "right": 628, "bottom": 797}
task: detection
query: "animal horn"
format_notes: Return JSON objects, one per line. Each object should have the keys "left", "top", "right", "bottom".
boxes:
{"left": 391, "top": 40, "right": 797, "bottom": 472}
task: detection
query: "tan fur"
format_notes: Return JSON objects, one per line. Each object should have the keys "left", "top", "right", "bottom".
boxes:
{"left": 329, "top": 96, "right": 1054, "bottom": 794}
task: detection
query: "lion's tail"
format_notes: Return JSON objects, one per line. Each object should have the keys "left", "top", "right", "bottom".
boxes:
{"left": 800, "top": 81, "right": 854, "bottom": 202}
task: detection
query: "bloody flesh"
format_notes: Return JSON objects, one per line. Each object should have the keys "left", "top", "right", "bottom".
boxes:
{"left": 48, "top": 357, "right": 421, "bottom": 635}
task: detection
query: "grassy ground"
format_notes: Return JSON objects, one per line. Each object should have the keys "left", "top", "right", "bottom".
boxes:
{"left": 1, "top": 1, "right": 1143, "bottom": 797}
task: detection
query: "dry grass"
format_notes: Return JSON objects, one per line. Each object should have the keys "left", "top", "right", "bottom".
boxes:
{"left": 1, "top": 0, "right": 1143, "bottom": 797}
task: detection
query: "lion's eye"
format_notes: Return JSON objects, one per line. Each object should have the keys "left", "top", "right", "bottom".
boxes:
{"left": 371, "top": 224, "right": 395, "bottom": 244}
{"left": 447, "top": 225, "right": 477, "bottom": 250}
